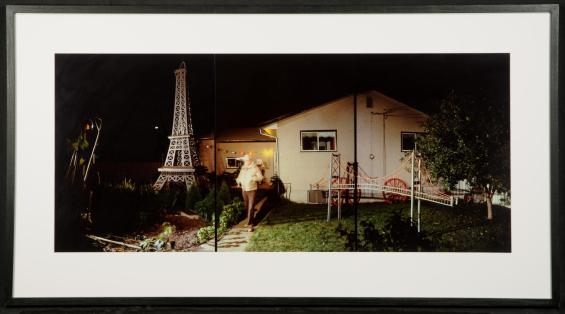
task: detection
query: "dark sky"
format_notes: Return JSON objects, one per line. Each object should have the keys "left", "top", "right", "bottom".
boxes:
{"left": 55, "top": 54, "right": 509, "bottom": 164}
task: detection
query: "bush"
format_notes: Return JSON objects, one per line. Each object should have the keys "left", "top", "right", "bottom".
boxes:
{"left": 140, "top": 222, "right": 176, "bottom": 251}
{"left": 115, "top": 178, "right": 136, "bottom": 192}
{"left": 196, "top": 226, "right": 215, "bottom": 244}
{"left": 194, "top": 187, "right": 216, "bottom": 222}
{"left": 90, "top": 181, "right": 160, "bottom": 234}
{"left": 217, "top": 181, "right": 232, "bottom": 208}
{"left": 185, "top": 183, "right": 203, "bottom": 211}
{"left": 269, "top": 175, "right": 286, "bottom": 199}
{"left": 219, "top": 198, "right": 244, "bottom": 229}
{"left": 55, "top": 181, "right": 89, "bottom": 251}
{"left": 196, "top": 198, "right": 245, "bottom": 244}
{"left": 337, "top": 211, "right": 434, "bottom": 252}
{"left": 217, "top": 171, "right": 237, "bottom": 189}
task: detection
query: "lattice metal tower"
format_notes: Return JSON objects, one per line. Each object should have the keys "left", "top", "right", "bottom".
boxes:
{"left": 154, "top": 61, "right": 199, "bottom": 191}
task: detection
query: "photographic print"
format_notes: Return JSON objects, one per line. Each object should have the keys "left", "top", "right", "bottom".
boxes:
{"left": 7, "top": 7, "right": 557, "bottom": 305}
{"left": 55, "top": 54, "right": 510, "bottom": 253}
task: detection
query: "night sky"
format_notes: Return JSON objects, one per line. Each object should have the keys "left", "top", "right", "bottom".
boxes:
{"left": 55, "top": 54, "right": 509, "bottom": 165}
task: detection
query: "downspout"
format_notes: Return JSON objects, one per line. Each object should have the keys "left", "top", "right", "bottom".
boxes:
{"left": 382, "top": 113, "right": 386, "bottom": 177}
{"left": 370, "top": 110, "right": 389, "bottom": 178}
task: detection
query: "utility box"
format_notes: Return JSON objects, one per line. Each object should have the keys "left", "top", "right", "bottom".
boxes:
{"left": 308, "top": 190, "right": 327, "bottom": 204}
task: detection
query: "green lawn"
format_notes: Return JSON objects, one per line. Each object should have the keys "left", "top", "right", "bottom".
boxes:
{"left": 246, "top": 201, "right": 511, "bottom": 252}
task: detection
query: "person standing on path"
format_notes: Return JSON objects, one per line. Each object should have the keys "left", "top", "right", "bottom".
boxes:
{"left": 236, "top": 155, "right": 264, "bottom": 232}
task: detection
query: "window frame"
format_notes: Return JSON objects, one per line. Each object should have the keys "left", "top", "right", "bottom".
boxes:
{"left": 225, "top": 157, "right": 243, "bottom": 169}
{"left": 400, "top": 131, "right": 424, "bottom": 152}
{"left": 300, "top": 130, "right": 338, "bottom": 152}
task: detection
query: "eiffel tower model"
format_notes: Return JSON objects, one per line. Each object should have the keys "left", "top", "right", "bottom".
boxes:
{"left": 154, "top": 61, "right": 199, "bottom": 191}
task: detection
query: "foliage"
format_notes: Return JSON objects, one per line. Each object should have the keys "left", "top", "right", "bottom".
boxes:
{"left": 69, "top": 128, "right": 90, "bottom": 152}
{"left": 197, "top": 226, "right": 215, "bottom": 244}
{"left": 268, "top": 175, "right": 287, "bottom": 200}
{"left": 65, "top": 128, "right": 90, "bottom": 182}
{"left": 55, "top": 181, "right": 90, "bottom": 251}
{"left": 498, "top": 192, "right": 511, "bottom": 207}
{"left": 218, "top": 198, "right": 244, "bottom": 229}
{"left": 417, "top": 91, "right": 510, "bottom": 218}
{"left": 114, "top": 178, "right": 136, "bottom": 192}
{"left": 193, "top": 182, "right": 235, "bottom": 222}
{"left": 90, "top": 181, "right": 160, "bottom": 233}
{"left": 194, "top": 187, "right": 216, "bottom": 222}
{"left": 185, "top": 183, "right": 203, "bottom": 211}
{"left": 217, "top": 171, "right": 237, "bottom": 189}
{"left": 217, "top": 181, "right": 232, "bottom": 208}
{"left": 337, "top": 211, "right": 434, "bottom": 252}
{"left": 140, "top": 222, "right": 176, "bottom": 251}
{"left": 246, "top": 202, "right": 510, "bottom": 252}
{"left": 196, "top": 198, "right": 245, "bottom": 244}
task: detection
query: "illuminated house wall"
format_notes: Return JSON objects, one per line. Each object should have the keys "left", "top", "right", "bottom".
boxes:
{"left": 198, "top": 128, "right": 276, "bottom": 180}
{"left": 263, "top": 90, "right": 427, "bottom": 203}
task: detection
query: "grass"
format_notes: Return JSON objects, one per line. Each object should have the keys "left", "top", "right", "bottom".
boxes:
{"left": 246, "top": 201, "right": 511, "bottom": 252}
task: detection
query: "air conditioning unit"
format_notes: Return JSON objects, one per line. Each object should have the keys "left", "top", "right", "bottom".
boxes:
{"left": 308, "top": 190, "right": 327, "bottom": 204}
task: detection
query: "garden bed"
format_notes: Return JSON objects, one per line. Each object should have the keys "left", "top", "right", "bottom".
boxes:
{"left": 89, "top": 211, "right": 208, "bottom": 252}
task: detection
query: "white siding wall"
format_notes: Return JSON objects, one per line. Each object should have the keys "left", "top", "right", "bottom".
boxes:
{"left": 277, "top": 91, "right": 427, "bottom": 203}
{"left": 277, "top": 96, "right": 355, "bottom": 203}
{"left": 357, "top": 91, "right": 426, "bottom": 185}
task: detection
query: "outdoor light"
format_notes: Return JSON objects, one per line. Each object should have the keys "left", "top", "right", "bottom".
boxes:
{"left": 154, "top": 125, "right": 159, "bottom": 130}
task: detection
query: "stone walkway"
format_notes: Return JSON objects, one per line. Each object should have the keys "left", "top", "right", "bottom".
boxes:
{"left": 194, "top": 219, "right": 254, "bottom": 252}
{"left": 194, "top": 195, "right": 272, "bottom": 252}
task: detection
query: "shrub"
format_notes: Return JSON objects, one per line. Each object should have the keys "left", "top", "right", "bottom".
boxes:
{"left": 185, "top": 183, "right": 203, "bottom": 211}
{"left": 140, "top": 222, "right": 176, "bottom": 251}
{"left": 194, "top": 187, "right": 216, "bottom": 222}
{"left": 115, "top": 178, "right": 136, "bottom": 192}
{"left": 217, "top": 181, "right": 232, "bottom": 208}
{"left": 196, "top": 226, "right": 215, "bottom": 244}
{"left": 196, "top": 198, "right": 245, "bottom": 244}
{"left": 219, "top": 198, "right": 244, "bottom": 229}
{"left": 337, "top": 211, "right": 434, "bottom": 252}
{"left": 90, "top": 182, "right": 160, "bottom": 234}
{"left": 217, "top": 171, "right": 237, "bottom": 189}
{"left": 269, "top": 175, "right": 286, "bottom": 200}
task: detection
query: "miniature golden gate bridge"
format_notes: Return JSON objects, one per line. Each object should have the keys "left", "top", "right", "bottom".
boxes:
{"left": 313, "top": 152, "right": 458, "bottom": 232}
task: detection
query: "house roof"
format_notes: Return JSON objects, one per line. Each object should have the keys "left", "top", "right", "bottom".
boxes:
{"left": 199, "top": 128, "right": 275, "bottom": 143}
{"left": 260, "top": 90, "right": 428, "bottom": 127}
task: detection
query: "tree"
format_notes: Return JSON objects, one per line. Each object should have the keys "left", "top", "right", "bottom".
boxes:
{"left": 417, "top": 91, "right": 510, "bottom": 220}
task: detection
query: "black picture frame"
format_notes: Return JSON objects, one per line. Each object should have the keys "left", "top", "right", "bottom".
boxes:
{"left": 1, "top": 2, "right": 562, "bottom": 313}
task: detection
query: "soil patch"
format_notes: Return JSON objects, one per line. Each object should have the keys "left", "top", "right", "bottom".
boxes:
{"left": 90, "top": 211, "right": 208, "bottom": 252}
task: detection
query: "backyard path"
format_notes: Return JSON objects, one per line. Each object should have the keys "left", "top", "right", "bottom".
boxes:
{"left": 194, "top": 195, "right": 274, "bottom": 252}
{"left": 193, "top": 219, "right": 254, "bottom": 252}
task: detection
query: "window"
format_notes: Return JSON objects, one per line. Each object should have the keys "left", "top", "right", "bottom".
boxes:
{"left": 301, "top": 130, "right": 337, "bottom": 151}
{"left": 226, "top": 157, "right": 243, "bottom": 169}
{"left": 401, "top": 132, "right": 422, "bottom": 151}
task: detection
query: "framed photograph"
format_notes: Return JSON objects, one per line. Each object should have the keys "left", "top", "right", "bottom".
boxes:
{"left": 1, "top": 2, "right": 561, "bottom": 313}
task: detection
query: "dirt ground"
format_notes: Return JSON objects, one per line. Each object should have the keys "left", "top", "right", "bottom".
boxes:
{"left": 90, "top": 211, "right": 208, "bottom": 252}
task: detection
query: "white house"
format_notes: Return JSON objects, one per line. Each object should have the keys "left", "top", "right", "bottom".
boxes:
{"left": 260, "top": 90, "right": 428, "bottom": 203}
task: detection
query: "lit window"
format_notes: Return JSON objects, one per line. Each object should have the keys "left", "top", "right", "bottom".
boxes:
{"left": 226, "top": 157, "right": 243, "bottom": 169}
{"left": 401, "top": 132, "right": 422, "bottom": 151}
{"left": 301, "top": 130, "right": 337, "bottom": 151}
